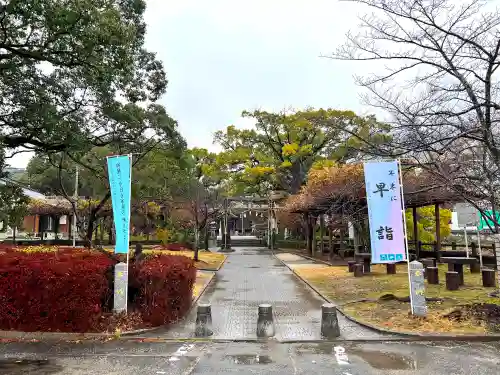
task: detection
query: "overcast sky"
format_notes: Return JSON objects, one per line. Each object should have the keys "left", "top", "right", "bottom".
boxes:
{"left": 10, "top": 0, "right": 374, "bottom": 168}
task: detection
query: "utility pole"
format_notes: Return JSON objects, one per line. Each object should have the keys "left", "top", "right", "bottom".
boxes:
{"left": 224, "top": 198, "right": 228, "bottom": 250}
{"left": 270, "top": 199, "right": 275, "bottom": 251}
{"left": 72, "top": 166, "right": 79, "bottom": 247}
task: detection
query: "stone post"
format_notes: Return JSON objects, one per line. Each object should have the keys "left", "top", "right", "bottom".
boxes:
{"left": 195, "top": 304, "right": 213, "bottom": 337}
{"left": 321, "top": 303, "right": 340, "bottom": 338}
{"left": 256, "top": 304, "right": 275, "bottom": 337}
{"left": 409, "top": 261, "right": 427, "bottom": 317}
{"left": 113, "top": 262, "right": 128, "bottom": 313}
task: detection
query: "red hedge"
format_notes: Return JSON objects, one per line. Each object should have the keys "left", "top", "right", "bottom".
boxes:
{"left": 0, "top": 251, "right": 114, "bottom": 332}
{"left": 129, "top": 255, "right": 196, "bottom": 326}
{"left": 0, "top": 250, "right": 196, "bottom": 332}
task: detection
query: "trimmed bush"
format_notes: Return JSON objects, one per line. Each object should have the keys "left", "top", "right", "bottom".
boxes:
{"left": 0, "top": 251, "right": 114, "bottom": 332}
{"left": 0, "top": 249, "right": 196, "bottom": 332}
{"left": 130, "top": 255, "right": 196, "bottom": 326}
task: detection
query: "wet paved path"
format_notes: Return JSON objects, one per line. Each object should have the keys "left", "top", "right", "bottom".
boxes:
{"left": 2, "top": 339, "right": 500, "bottom": 374}
{"left": 144, "top": 247, "right": 385, "bottom": 341}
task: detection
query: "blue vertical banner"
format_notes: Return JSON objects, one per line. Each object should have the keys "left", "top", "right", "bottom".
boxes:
{"left": 107, "top": 155, "right": 132, "bottom": 254}
{"left": 364, "top": 161, "right": 406, "bottom": 264}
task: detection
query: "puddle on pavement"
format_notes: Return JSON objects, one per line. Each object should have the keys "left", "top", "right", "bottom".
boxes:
{"left": 0, "top": 359, "right": 63, "bottom": 374}
{"left": 224, "top": 354, "right": 273, "bottom": 365}
{"left": 294, "top": 344, "right": 416, "bottom": 370}
{"left": 350, "top": 349, "right": 417, "bottom": 370}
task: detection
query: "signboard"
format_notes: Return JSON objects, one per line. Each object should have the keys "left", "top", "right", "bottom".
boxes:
{"left": 477, "top": 210, "right": 500, "bottom": 231}
{"left": 364, "top": 161, "right": 406, "bottom": 264}
{"left": 107, "top": 155, "right": 132, "bottom": 254}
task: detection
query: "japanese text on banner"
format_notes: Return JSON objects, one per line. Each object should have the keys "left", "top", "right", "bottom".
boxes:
{"left": 107, "top": 155, "right": 131, "bottom": 254}
{"left": 364, "top": 161, "right": 406, "bottom": 264}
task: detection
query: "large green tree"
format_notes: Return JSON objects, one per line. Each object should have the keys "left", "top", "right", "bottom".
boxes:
{"left": 0, "top": 151, "right": 29, "bottom": 243}
{"left": 0, "top": 0, "right": 166, "bottom": 156}
{"left": 213, "top": 108, "right": 390, "bottom": 195}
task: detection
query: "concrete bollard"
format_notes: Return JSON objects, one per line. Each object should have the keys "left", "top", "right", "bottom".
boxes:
{"left": 256, "top": 304, "right": 275, "bottom": 337}
{"left": 426, "top": 266, "right": 439, "bottom": 285}
{"left": 482, "top": 268, "right": 496, "bottom": 287}
{"left": 321, "top": 303, "right": 340, "bottom": 339}
{"left": 445, "top": 271, "right": 460, "bottom": 291}
{"left": 386, "top": 263, "right": 397, "bottom": 275}
{"left": 195, "top": 303, "right": 213, "bottom": 337}
{"left": 347, "top": 260, "right": 356, "bottom": 273}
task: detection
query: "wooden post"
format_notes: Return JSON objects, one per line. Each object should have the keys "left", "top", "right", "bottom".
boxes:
{"left": 426, "top": 267, "right": 439, "bottom": 284}
{"left": 482, "top": 269, "right": 496, "bottom": 287}
{"left": 354, "top": 264, "right": 363, "bottom": 277}
{"left": 412, "top": 206, "right": 419, "bottom": 259}
{"left": 347, "top": 261, "right": 356, "bottom": 272}
{"left": 312, "top": 215, "right": 317, "bottom": 256}
{"left": 386, "top": 263, "right": 396, "bottom": 274}
{"left": 328, "top": 228, "right": 333, "bottom": 255}
{"left": 339, "top": 224, "right": 344, "bottom": 252}
{"left": 304, "top": 213, "right": 312, "bottom": 256}
{"left": 319, "top": 215, "right": 325, "bottom": 254}
{"left": 434, "top": 203, "right": 441, "bottom": 262}
{"left": 446, "top": 271, "right": 460, "bottom": 290}
{"left": 493, "top": 243, "right": 497, "bottom": 270}
{"left": 471, "top": 242, "right": 478, "bottom": 257}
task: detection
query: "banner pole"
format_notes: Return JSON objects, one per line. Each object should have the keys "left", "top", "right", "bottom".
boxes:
{"left": 126, "top": 154, "right": 132, "bottom": 313}
{"left": 397, "top": 159, "right": 414, "bottom": 314}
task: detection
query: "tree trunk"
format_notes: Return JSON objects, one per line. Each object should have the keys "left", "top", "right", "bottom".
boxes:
{"left": 194, "top": 226, "right": 199, "bottom": 261}
{"left": 319, "top": 214, "right": 325, "bottom": 254}
{"left": 204, "top": 226, "right": 209, "bottom": 250}
{"left": 94, "top": 221, "right": 99, "bottom": 245}
{"left": 99, "top": 217, "right": 104, "bottom": 243}
{"left": 85, "top": 213, "right": 96, "bottom": 248}
{"left": 108, "top": 220, "right": 113, "bottom": 245}
{"left": 12, "top": 226, "right": 16, "bottom": 245}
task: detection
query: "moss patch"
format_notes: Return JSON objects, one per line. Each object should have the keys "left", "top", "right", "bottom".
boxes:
{"left": 193, "top": 271, "right": 214, "bottom": 299}
{"left": 143, "top": 250, "right": 226, "bottom": 271}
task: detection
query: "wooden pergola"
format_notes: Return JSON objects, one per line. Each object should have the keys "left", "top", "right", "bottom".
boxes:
{"left": 282, "top": 163, "right": 466, "bottom": 257}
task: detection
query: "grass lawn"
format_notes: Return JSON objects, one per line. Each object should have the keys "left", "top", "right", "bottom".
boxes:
{"left": 193, "top": 271, "right": 214, "bottom": 299}
{"left": 145, "top": 250, "right": 227, "bottom": 271}
{"left": 295, "top": 263, "right": 500, "bottom": 334}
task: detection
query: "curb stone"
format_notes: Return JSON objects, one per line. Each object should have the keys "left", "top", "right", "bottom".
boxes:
{"left": 273, "top": 251, "right": 500, "bottom": 341}
{"left": 0, "top": 271, "right": 218, "bottom": 341}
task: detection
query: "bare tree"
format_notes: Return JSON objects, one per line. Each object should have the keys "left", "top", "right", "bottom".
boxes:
{"left": 328, "top": 0, "right": 500, "bottom": 288}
